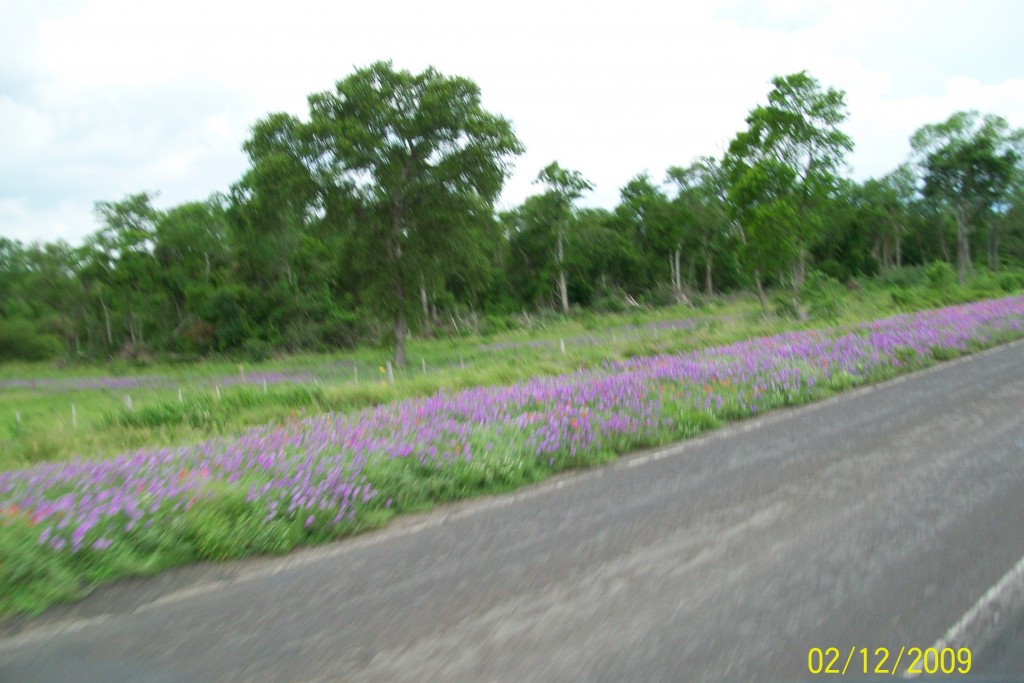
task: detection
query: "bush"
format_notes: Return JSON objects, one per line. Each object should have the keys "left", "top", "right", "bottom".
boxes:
{"left": 999, "top": 271, "right": 1023, "bottom": 293}
{"left": 478, "top": 314, "right": 517, "bottom": 336}
{"left": 878, "top": 266, "right": 927, "bottom": 288}
{"left": 240, "top": 338, "right": 273, "bottom": 363}
{"left": 771, "top": 291, "right": 802, "bottom": 320}
{"left": 924, "top": 261, "right": 956, "bottom": 293}
{"left": 319, "top": 310, "right": 368, "bottom": 349}
{"left": 801, "top": 272, "right": 844, "bottom": 321}
{"left": 0, "top": 319, "right": 63, "bottom": 362}
{"left": 817, "top": 259, "right": 850, "bottom": 283}
{"left": 591, "top": 294, "right": 628, "bottom": 314}
{"left": 179, "top": 321, "right": 217, "bottom": 354}
{"left": 890, "top": 288, "right": 926, "bottom": 311}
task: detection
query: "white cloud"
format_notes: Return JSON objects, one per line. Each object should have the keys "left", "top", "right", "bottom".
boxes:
{"left": 0, "top": 197, "right": 90, "bottom": 245}
{"left": 2, "top": 0, "right": 1023, "bottom": 243}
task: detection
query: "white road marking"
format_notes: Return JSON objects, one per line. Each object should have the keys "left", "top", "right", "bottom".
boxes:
{"left": 904, "top": 553, "right": 1024, "bottom": 678}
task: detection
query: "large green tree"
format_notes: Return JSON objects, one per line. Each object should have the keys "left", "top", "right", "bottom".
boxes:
{"left": 613, "top": 173, "right": 679, "bottom": 300}
{"left": 726, "top": 71, "right": 853, "bottom": 307}
{"left": 87, "top": 193, "right": 163, "bottom": 351}
{"left": 303, "top": 61, "right": 524, "bottom": 366}
{"left": 911, "top": 111, "right": 1023, "bottom": 283}
{"left": 666, "top": 157, "right": 732, "bottom": 295}
{"left": 534, "top": 162, "right": 593, "bottom": 314}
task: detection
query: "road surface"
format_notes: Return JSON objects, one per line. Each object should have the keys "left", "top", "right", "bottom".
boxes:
{"left": 2, "top": 341, "right": 1023, "bottom": 682}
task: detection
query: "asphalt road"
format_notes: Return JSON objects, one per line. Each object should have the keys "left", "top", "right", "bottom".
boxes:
{"left": 2, "top": 341, "right": 1024, "bottom": 682}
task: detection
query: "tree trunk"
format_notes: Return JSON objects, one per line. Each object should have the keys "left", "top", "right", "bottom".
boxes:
{"left": 669, "top": 253, "right": 676, "bottom": 299}
{"left": 128, "top": 310, "right": 137, "bottom": 346}
{"left": 955, "top": 209, "right": 970, "bottom": 286}
{"left": 393, "top": 309, "right": 407, "bottom": 369}
{"left": 100, "top": 295, "right": 113, "bottom": 347}
{"left": 420, "top": 279, "right": 431, "bottom": 335}
{"left": 754, "top": 269, "right": 768, "bottom": 313}
{"left": 989, "top": 223, "right": 1001, "bottom": 272}
{"left": 704, "top": 248, "right": 714, "bottom": 295}
{"left": 793, "top": 246, "right": 807, "bottom": 290}
{"left": 674, "top": 248, "right": 683, "bottom": 303}
{"left": 391, "top": 196, "right": 408, "bottom": 368}
{"left": 938, "top": 222, "right": 950, "bottom": 263}
{"left": 557, "top": 229, "right": 569, "bottom": 314}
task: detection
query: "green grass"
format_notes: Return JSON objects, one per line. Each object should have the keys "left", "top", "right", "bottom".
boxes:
{"left": 2, "top": 272, "right": 1023, "bottom": 617}
{"left": 1, "top": 272, "right": 1020, "bottom": 471}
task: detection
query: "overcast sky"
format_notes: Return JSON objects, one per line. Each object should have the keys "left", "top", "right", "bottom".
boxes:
{"left": 2, "top": 0, "right": 1023, "bottom": 245}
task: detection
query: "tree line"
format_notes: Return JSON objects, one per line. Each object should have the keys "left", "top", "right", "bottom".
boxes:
{"left": 2, "top": 63, "right": 1023, "bottom": 366}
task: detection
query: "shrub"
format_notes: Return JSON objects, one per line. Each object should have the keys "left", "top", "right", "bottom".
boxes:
{"left": 771, "top": 291, "right": 802, "bottom": 320}
{"left": 0, "top": 319, "right": 63, "bottom": 362}
{"left": 319, "top": 310, "right": 368, "bottom": 349}
{"left": 817, "top": 259, "right": 850, "bottom": 283}
{"left": 801, "top": 272, "right": 844, "bottom": 321}
{"left": 998, "top": 271, "right": 1023, "bottom": 293}
{"left": 924, "top": 261, "right": 956, "bottom": 293}
{"left": 240, "top": 338, "right": 272, "bottom": 363}
{"left": 878, "top": 265, "right": 926, "bottom": 288}
{"left": 591, "top": 294, "right": 628, "bottom": 314}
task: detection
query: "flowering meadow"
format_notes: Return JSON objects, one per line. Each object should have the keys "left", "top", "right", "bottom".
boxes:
{"left": 3, "top": 296, "right": 1024, "bottom": 614}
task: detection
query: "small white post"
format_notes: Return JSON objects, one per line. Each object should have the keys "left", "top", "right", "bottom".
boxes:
{"left": 386, "top": 361, "right": 394, "bottom": 383}
{"left": 215, "top": 385, "right": 221, "bottom": 401}
{"left": 560, "top": 338, "right": 566, "bottom": 354}
{"left": 460, "top": 355, "right": 465, "bottom": 369}
{"left": 124, "top": 394, "right": 133, "bottom": 411}
{"left": 262, "top": 379, "right": 268, "bottom": 394}
{"left": 422, "top": 357, "right": 426, "bottom": 373}
{"left": 178, "top": 387, "right": 183, "bottom": 403}
{"left": 238, "top": 364, "right": 245, "bottom": 382}
{"left": 71, "top": 404, "right": 77, "bottom": 428}
{"left": 15, "top": 411, "right": 20, "bottom": 425}
{"left": 354, "top": 367, "right": 359, "bottom": 383}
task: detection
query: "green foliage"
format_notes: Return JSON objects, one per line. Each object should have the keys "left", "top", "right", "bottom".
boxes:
{"left": 241, "top": 338, "right": 273, "bottom": 362}
{"left": 726, "top": 71, "right": 853, "bottom": 294}
{"left": 801, "top": 272, "right": 845, "bottom": 320}
{"left": 924, "top": 260, "right": 957, "bottom": 292}
{"left": 302, "top": 61, "right": 525, "bottom": 367}
{"left": 911, "top": 111, "right": 1024, "bottom": 284}
{"left": 998, "top": 270, "right": 1024, "bottom": 292}
{"left": 106, "top": 385, "right": 327, "bottom": 430}
{"left": 0, "top": 319, "right": 63, "bottom": 361}
{"left": 0, "top": 517, "right": 84, "bottom": 614}
{"left": 182, "top": 487, "right": 306, "bottom": 560}
{"left": 771, "top": 291, "right": 802, "bottom": 319}
{"left": 878, "top": 266, "right": 927, "bottom": 288}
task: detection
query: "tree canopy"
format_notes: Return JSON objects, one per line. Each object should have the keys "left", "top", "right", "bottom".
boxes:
{"left": 4, "top": 66, "right": 1024, "bottom": 364}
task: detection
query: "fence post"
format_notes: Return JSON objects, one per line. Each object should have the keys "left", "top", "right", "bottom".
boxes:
{"left": 385, "top": 361, "right": 394, "bottom": 383}
{"left": 124, "top": 394, "right": 133, "bottom": 412}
